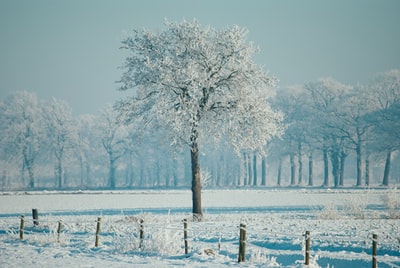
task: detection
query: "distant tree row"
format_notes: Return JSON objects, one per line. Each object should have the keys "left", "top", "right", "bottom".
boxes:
{"left": 271, "top": 70, "right": 400, "bottom": 187}
{"left": 0, "top": 69, "right": 399, "bottom": 190}
{"left": 0, "top": 92, "right": 191, "bottom": 190}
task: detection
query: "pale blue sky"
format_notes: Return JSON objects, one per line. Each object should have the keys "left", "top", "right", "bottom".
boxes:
{"left": 0, "top": 0, "right": 399, "bottom": 114}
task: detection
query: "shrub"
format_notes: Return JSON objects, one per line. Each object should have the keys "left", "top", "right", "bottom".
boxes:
{"left": 319, "top": 203, "right": 340, "bottom": 220}
{"left": 382, "top": 188, "right": 400, "bottom": 219}
{"left": 343, "top": 194, "right": 367, "bottom": 219}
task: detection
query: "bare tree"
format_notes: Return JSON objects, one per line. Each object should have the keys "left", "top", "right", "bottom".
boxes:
{"left": 272, "top": 85, "right": 315, "bottom": 186}
{"left": 368, "top": 70, "right": 400, "bottom": 186}
{"left": 0, "top": 91, "right": 44, "bottom": 188}
{"left": 305, "top": 78, "right": 352, "bottom": 187}
{"left": 43, "top": 98, "right": 77, "bottom": 189}
{"left": 333, "top": 85, "right": 378, "bottom": 186}
{"left": 75, "top": 114, "right": 101, "bottom": 187}
{"left": 99, "top": 106, "right": 128, "bottom": 189}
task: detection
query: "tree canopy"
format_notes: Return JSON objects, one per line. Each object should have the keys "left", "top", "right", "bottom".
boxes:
{"left": 117, "top": 20, "right": 283, "bottom": 151}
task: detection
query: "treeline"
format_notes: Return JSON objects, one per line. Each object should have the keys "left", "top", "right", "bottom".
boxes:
{"left": 271, "top": 71, "right": 400, "bottom": 188}
{"left": 0, "top": 95, "right": 190, "bottom": 190}
{"left": 0, "top": 69, "right": 399, "bottom": 190}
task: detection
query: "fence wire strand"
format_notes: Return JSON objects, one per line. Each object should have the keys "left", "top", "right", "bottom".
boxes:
{"left": 3, "top": 213, "right": 399, "bottom": 266}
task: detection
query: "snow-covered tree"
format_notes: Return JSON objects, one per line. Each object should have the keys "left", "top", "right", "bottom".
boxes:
{"left": 305, "top": 78, "right": 353, "bottom": 187}
{"left": 272, "top": 85, "right": 314, "bottom": 186}
{"left": 116, "top": 20, "right": 284, "bottom": 219}
{"left": 99, "top": 105, "right": 128, "bottom": 189}
{"left": 0, "top": 91, "right": 44, "bottom": 188}
{"left": 43, "top": 98, "right": 77, "bottom": 189}
{"left": 75, "top": 114, "right": 99, "bottom": 187}
{"left": 368, "top": 69, "right": 400, "bottom": 186}
{"left": 335, "top": 85, "right": 378, "bottom": 186}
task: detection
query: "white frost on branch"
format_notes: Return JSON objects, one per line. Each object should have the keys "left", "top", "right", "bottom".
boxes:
{"left": 116, "top": 19, "right": 284, "bottom": 154}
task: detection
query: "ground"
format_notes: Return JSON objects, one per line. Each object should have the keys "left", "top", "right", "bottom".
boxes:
{"left": 0, "top": 188, "right": 399, "bottom": 267}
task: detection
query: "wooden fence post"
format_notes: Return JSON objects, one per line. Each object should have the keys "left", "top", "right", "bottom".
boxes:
{"left": 218, "top": 232, "right": 222, "bottom": 252}
{"left": 305, "top": 231, "right": 310, "bottom": 265}
{"left": 32, "top": 209, "right": 39, "bottom": 226}
{"left": 57, "top": 220, "right": 62, "bottom": 243}
{"left": 372, "top": 234, "right": 377, "bottom": 268}
{"left": 238, "top": 223, "right": 246, "bottom": 262}
{"left": 183, "top": 219, "right": 188, "bottom": 254}
{"left": 139, "top": 219, "right": 144, "bottom": 250}
{"left": 19, "top": 215, "right": 25, "bottom": 240}
{"left": 95, "top": 217, "right": 101, "bottom": 247}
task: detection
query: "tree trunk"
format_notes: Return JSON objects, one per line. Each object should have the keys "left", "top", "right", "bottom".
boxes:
{"left": 356, "top": 142, "right": 362, "bottom": 186}
{"left": 323, "top": 148, "right": 329, "bottom": 187}
{"left": 24, "top": 153, "right": 35, "bottom": 189}
{"left": 308, "top": 152, "right": 313, "bottom": 186}
{"left": 128, "top": 151, "right": 134, "bottom": 187}
{"left": 253, "top": 152, "right": 257, "bottom": 186}
{"left": 21, "top": 160, "right": 26, "bottom": 187}
{"left": 261, "top": 156, "right": 267, "bottom": 186}
{"left": 297, "top": 141, "right": 303, "bottom": 185}
{"left": 173, "top": 157, "right": 179, "bottom": 187}
{"left": 330, "top": 148, "right": 339, "bottom": 188}
{"left": 56, "top": 158, "right": 63, "bottom": 189}
{"left": 277, "top": 158, "right": 282, "bottom": 186}
{"left": 247, "top": 152, "right": 253, "bottom": 186}
{"left": 382, "top": 150, "right": 391, "bottom": 186}
{"left": 290, "top": 153, "right": 296, "bottom": 185}
{"left": 27, "top": 164, "right": 35, "bottom": 189}
{"left": 339, "top": 150, "right": 346, "bottom": 186}
{"left": 109, "top": 157, "right": 116, "bottom": 189}
{"left": 365, "top": 155, "right": 370, "bottom": 186}
{"left": 190, "top": 143, "right": 202, "bottom": 220}
{"left": 242, "top": 152, "right": 247, "bottom": 186}
{"left": 166, "top": 160, "right": 171, "bottom": 188}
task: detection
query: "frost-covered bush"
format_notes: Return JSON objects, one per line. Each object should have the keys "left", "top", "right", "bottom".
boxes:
{"left": 294, "top": 255, "right": 322, "bottom": 268}
{"left": 319, "top": 194, "right": 370, "bottom": 220}
{"left": 343, "top": 194, "right": 367, "bottom": 219}
{"left": 140, "top": 227, "right": 182, "bottom": 255}
{"left": 249, "top": 250, "right": 280, "bottom": 266}
{"left": 112, "top": 215, "right": 183, "bottom": 256}
{"left": 319, "top": 203, "right": 340, "bottom": 220}
{"left": 382, "top": 188, "right": 400, "bottom": 219}
{"left": 112, "top": 229, "right": 137, "bottom": 253}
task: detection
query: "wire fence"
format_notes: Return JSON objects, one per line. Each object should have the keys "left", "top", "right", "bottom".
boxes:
{"left": 3, "top": 211, "right": 400, "bottom": 267}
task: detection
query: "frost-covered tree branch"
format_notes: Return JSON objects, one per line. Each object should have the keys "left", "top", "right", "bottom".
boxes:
{"left": 117, "top": 20, "right": 282, "bottom": 150}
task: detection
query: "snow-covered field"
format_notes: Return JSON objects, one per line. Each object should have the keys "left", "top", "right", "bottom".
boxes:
{"left": 0, "top": 188, "right": 399, "bottom": 267}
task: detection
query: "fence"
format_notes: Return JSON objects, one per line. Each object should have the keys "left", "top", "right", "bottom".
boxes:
{"left": 9, "top": 209, "right": 399, "bottom": 267}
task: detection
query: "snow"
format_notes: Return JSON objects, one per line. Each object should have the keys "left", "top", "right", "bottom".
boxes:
{"left": 1, "top": 189, "right": 399, "bottom": 267}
